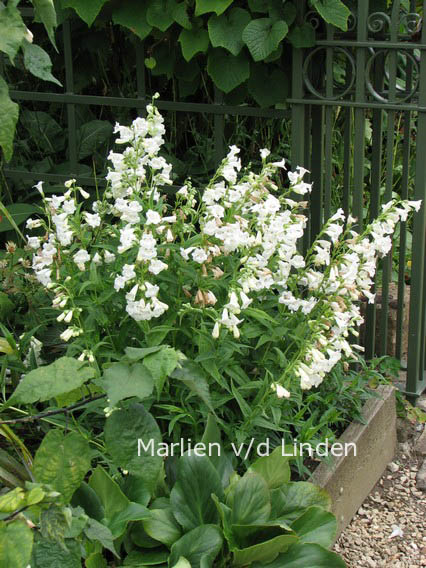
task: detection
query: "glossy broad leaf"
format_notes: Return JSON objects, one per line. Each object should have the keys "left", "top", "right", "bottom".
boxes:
{"left": 253, "top": 543, "right": 347, "bottom": 567}
{"left": 32, "top": 536, "right": 81, "bottom": 568}
{"left": 0, "top": 520, "right": 33, "bottom": 568}
{"left": 290, "top": 506, "right": 337, "bottom": 548}
{"left": 232, "top": 534, "right": 298, "bottom": 566}
{"left": 208, "top": 8, "right": 251, "bottom": 56}
{"left": 242, "top": 18, "right": 288, "bottom": 62}
{"left": 249, "top": 446, "right": 291, "bottom": 488}
{"left": 10, "top": 357, "right": 95, "bottom": 404}
{"left": 271, "top": 482, "right": 331, "bottom": 522}
{"left": 143, "top": 507, "right": 182, "bottom": 547}
{"left": 169, "top": 525, "right": 223, "bottom": 568}
{"left": 143, "top": 347, "right": 181, "bottom": 396}
{"left": 226, "top": 473, "right": 271, "bottom": 525}
{"left": 104, "top": 404, "right": 162, "bottom": 490}
{"left": 170, "top": 453, "right": 223, "bottom": 531}
{"left": 33, "top": 430, "right": 92, "bottom": 502}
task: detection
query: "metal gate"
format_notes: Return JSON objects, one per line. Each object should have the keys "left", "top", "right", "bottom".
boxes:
{"left": 290, "top": 0, "right": 426, "bottom": 402}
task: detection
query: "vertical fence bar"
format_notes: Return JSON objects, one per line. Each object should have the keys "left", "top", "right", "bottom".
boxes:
{"left": 324, "top": 25, "right": 334, "bottom": 222}
{"left": 379, "top": 1, "right": 400, "bottom": 356}
{"left": 342, "top": 107, "right": 351, "bottom": 216}
{"left": 310, "top": 106, "right": 324, "bottom": 240}
{"left": 213, "top": 88, "right": 224, "bottom": 166}
{"left": 291, "top": 4, "right": 306, "bottom": 172}
{"left": 407, "top": 1, "right": 426, "bottom": 402}
{"left": 135, "top": 40, "right": 146, "bottom": 116}
{"left": 62, "top": 19, "right": 77, "bottom": 175}
{"left": 352, "top": 2, "right": 368, "bottom": 230}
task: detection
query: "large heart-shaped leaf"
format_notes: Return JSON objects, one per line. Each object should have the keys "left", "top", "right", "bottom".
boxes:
{"left": 147, "top": 0, "right": 177, "bottom": 31}
{"left": 169, "top": 525, "right": 223, "bottom": 568}
{"left": 208, "top": 8, "right": 251, "bottom": 56}
{"left": 61, "top": 0, "right": 107, "bottom": 27}
{"left": 104, "top": 404, "right": 162, "bottom": 490}
{"left": 112, "top": 1, "right": 152, "bottom": 40}
{"left": 10, "top": 357, "right": 95, "bottom": 405}
{"left": 311, "top": 0, "right": 351, "bottom": 31}
{"left": 33, "top": 430, "right": 92, "bottom": 503}
{"left": 226, "top": 473, "right": 271, "bottom": 525}
{"left": 207, "top": 50, "right": 249, "bottom": 94}
{"left": 195, "top": 0, "right": 232, "bottom": 16}
{"left": 0, "top": 3, "right": 26, "bottom": 62}
{"left": 248, "top": 63, "right": 288, "bottom": 107}
{"left": 242, "top": 18, "right": 288, "bottom": 61}
{"left": 102, "top": 362, "right": 154, "bottom": 406}
{"left": 178, "top": 27, "right": 209, "bottom": 61}
{"left": 170, "top": 454, "right": 223, "bottom": 531}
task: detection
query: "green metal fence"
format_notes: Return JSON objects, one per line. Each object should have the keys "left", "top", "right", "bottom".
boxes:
{"left": 3, "top": 1, "right": 426, "bottom": 401}
{"left": 290, "top": 0, "right": 426, "bottom": 401}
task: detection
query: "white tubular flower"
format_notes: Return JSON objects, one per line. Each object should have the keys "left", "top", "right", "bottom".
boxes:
{"left": 260, "top": 148, "right": 271, "bottom": 160}
{"left": 192, "top": 248, "right": 208, "bottom": 264}
{"left": 60, "top": 327, "right": 75, "bottom": 342}
{"left": 85, "top": 212, "right": 101, "bottom": 228}
{"left": 33, "top": 181, "right": 44, "bottom": 196}
{"left": 146, "top": 210, "right": 162, "bottom": 225}
{"left": 149, "top": 259, "right": 168, "bottom": 275}
{"left": 104, "top": 250, "right": 116, "bottom": 263}
{"left": 271, "top": 383, "right": 291, "bottom": 399}
{"left": 212, "top": 321, "right": 220, "bottom": 339}
{"left": 27, "top": 236, "right": 40, "bottom": 249}
{"left": 73, "top": 249, "right": 90, "bottom": 270}
{"left": 118, "top": 225, "right": 137, "bottom": 254}
{"left": 26, "top": 218, "right": 42, "bottom": 229}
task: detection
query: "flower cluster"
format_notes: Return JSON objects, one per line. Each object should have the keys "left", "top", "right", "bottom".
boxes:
{"left": 25, "top": 98, "right": 421, "bottom": 395}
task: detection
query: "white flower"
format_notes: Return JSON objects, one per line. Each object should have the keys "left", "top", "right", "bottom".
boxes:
{"left": 26, "top": 218, "right": 42, "bottom": 229}
{"left": 146, "top": 210, "right": 162, "bottom": 225}
{"left": 27, "top": 236, "right": 40, "bottom": 249}
{"left": 60, "top": 327, "right": 75, "bottom": 342}
{"left": 192, "top": 248, "right": 208, "bottom": 264}
{"left": 118, "top": 225, "right": 137, "bottom": 253}
{"left": 33, "top": 181, "right": 44, "bottom": 196}
{"left": 260, "top": 148, "right": 270, "bottom": 160}
{"left": 73, "top": 249, "right": 90, "bottom": 270}
{"left": 85, "top": 212, "right": 101, "bottom": 228}
{"left": 271, "top": 383, "right": 290, "bottom": 399}
{"left": 177, "top": 185, "right": 188, "bottom": 197}
{"left": 149, "top": 259, "right": 168, "bottom": 275}
{"left": 212, "top": 321, "right": 220, "bottom": 338}
{"left": 79, "top": 188, "right": 90, "bottom": 199}
{"left": 137, "top": 232, "right": 157, "bottom": 261}
{"left": 104, "top": 250, "right": 116, "bottom": 263}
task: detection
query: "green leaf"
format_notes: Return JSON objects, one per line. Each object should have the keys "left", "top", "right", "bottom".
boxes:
{"left": 170, "top": 454, "right": 223, "bottom": 531}
{"left": 207, "top": 49, "right": 249, "bottom": 93}
{"left": 0, "top": 520, "right": 33, "bottom": 568}
{"left": 103, "top": 362, "right": 154, "bottom": 406}
{"left": 20, "top": 109, "right": 63, "bottom": 153}
{"left": 242, "top": 18, "right": 288, "bottom": 61}
{"left": 226, "top": 473, "right": 270, "bottom": 525}
{"left": 195, "top": 0, "right": 232, "bottom": 16}
{"left": 0, "top": 3, "right": 26, "bottom": 62}
{"left": 254, "top": 543, "right": 346, "bottom": 567}
{"left": 104, "top": 404, "right": 162, "bottom": 490}
{"left": 84, "top": 518, "right": 117, "bottom": 557}
{"left": 290, "top": 506, "right": 337, "bottom": 548}
{"left": 0, "top": 203, "right": 38, "bottom": 233}
{"left": 147, "top": 0, "right": 177, "bottom": 31}
{"left": 287, "top": 23, "right": 316, "bottom": 48}
{"left": 32, "top": 0, "right": 57, "bottom": 48}
{"left": 77, "top": 119, "right": 112, "bottom": 160}
{"left": 88, "top": 466, "right": 128, "bottom": 521}
{"left": 32, "top": 536, "right": 81, "bottom": 568}
{"left": 0, "top": 488, "right": 25, "bottom": 512}
{"left": 86, "top": 553, "right": 107, "bottom": 568}
{"left": 169, "top": 525, "right": 223, "bottom": 568}
{"left": 170, "top": 558, "right": 191, "bottom": 568}
{"left": 311, "top": 0, "right": 351, "bottom": 31}
{"left": 171, "top": 360, "right": 214, "bottom": 410}
{"left": 248, "top": 63, "right": 288, "bottom": 107}
{"left": 248, "top": 0, "right": 268, "bottom": 12}
{"left": 172, "top": 3, "right": 192, "bottom": 30}
{"left": 33, "top": 430, "right": 92, "bottom": 502}
{"left": 0, "top": 76, "right": 19, "bottom": 162}
{"left": 22, "top": 41, "right": 62, "bottom": 86}
{"left": 248, "top": 446, "right": 291, "bottom": 489}
{"left": 109, "top": 502, "right": 150, "bottom": 538}
{"left": 178, "top": 27, "right": 209, "bottom": 62}
{"left": 10, "top": 357, "right": 95, "bottom": 405}
{"left": 120, "top": 474, "right": 151, "bottom": 506}
{"left": 40, "top": 505, "right": 70, "bottom": 545}
{"left": 208, "top": 8, "right": 251, "bottom": 56}
{"left": 112, "top": 1, "right": 152, "bottom": 40}
{"left": 71, "top": 481, "right": 104, "bottom": 521}
{"left": 143, "top": 347, "right": 181, "bottom": 396}
{"left": 125, "top": 345, "right": 163, "bottom": 360}
{"left": 270, "top": 482, "right": 331, "bottom": 522}
{"left": 232, "top": 535, "right": 298, "bottom": 566}
{"left": 124, "top": 549, "right": 169, "bottom": 566}
{"left": 61, "top": 0, "right": 107, "bottom": 26}
{"left": 143, "top": 507, "right": 182, "bottom": 547}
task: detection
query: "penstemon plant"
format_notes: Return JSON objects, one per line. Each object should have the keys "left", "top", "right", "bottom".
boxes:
{"left": 22, "top": 96, "right": 420, "bottom": 440}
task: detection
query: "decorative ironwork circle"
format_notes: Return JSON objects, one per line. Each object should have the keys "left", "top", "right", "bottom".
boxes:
{"left": 365, "top": 49, "right": 420, "bottom": 103}
{"left": 302, "top": 47, "right": 356, "bottom": 101}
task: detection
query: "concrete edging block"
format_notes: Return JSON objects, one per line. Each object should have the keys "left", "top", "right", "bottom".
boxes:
{"left": 310, "top": 385, "right": 397, "bottom": 537}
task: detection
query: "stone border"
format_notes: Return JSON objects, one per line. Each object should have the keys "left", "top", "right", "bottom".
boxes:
{"left": 311, "top": 385, "right": 397, "bottom": 537}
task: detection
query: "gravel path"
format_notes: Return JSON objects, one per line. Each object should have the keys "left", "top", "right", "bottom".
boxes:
{"left": 334, "top": 403, "right": 426, "bottom": 568}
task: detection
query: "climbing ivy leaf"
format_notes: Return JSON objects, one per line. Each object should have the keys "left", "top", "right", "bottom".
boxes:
{"left": 147, "top": 0, "right": 177, "bottom": 31}
{"left": 311, "top": 0, "right": 351, "bottom": 31}
{"left": 208, "top": 49, "right": 250, "bottom": 93}
{"left": 208, "top": 8, "right": 251, "bottom": 56}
